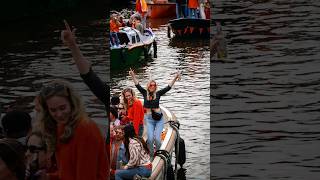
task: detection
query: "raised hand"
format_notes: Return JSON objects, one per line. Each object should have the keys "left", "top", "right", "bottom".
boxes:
{"left": 175, "top": 71, "right": 181, "bottom": 81}
{"left": 128, "top": 68, "right": 135, "bottom": 77}
{"left": 61, "top": 20, "right": 77, "bottom": 48}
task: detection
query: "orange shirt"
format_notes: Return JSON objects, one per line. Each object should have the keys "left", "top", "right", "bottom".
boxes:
{"left": 50, "top": 119, "right": 108, "bottom": 180}
{"left": 188, "top": 0, "right": 199, "bottom": 9}
{"left": 110, "top": 20, "right": 120, "bottom": 32}
{"left": 127, "top": 99, "right": 144, "bottom": 135}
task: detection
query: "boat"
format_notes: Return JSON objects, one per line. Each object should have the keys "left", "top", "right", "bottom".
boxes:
{"left": 167, "top": 18, "right": 210, "bottom": 38}
{"left": 111, "top": 26, "right": 157, "bottom": 70}
{"left": 147, "top": 0, "right": 177, "bottom": 19}
{"left": 148, "top": 105, "right": 185, "bottom": 180}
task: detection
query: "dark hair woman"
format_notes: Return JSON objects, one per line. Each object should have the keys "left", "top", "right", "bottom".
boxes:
{"left": 115, "top": 124, "right": 151, "bottom": 180}
{"left": 129, "top": 68, "right": 180, "bottom": 159}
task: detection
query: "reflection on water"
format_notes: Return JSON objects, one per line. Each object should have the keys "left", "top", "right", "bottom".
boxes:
{"left": 0, "top": 16, "right": 108, "bottom": 133}
{"left": 212, "top": 1, "right": 320, "bottom": 179}
{"left": 111, "top": 22, "right": 210, "bottom": 179}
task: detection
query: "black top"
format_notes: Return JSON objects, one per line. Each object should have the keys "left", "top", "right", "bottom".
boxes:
{"left": 80, "top": 68, "right": 109, "bottom": 143}
{"left": 80, "top": 68, "right": 109, "bottom": 107}
{"left": 135, "top": 83, "right": 171, "bottom": 108}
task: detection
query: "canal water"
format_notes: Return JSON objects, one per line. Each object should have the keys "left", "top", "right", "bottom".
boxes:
{"left": 0, "top": 15, "right": 108, "bottom": 134}
{"left": 212, "top": 1, "right": 320, "bottom": 179}
{"left": 111, "top": 18, "right": 210, "bottom": 179}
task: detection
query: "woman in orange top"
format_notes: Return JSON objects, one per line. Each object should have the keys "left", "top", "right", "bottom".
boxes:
{"left": 188, "top": 0, "right": 199, "bottom": 18}
{"left": 38, "top": 79, "right": 108, "bottom": 180}
{"left": 121, "top": 88, "right": 144, "bottom": 137}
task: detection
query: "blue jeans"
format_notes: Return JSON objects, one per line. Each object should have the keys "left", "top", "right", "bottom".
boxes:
{"left": 176, "top": 3, "right": 187, "bottom": 18}
{"left": 115, "top": 166, "right": 151, "bottom": 180}
{"left": 145, "top": 114, "right": 164, "bottom": 158}
{"left": 189, "top": 8, "right": 198, "bottom": 18}
{"left": 110, "top": 32, "right": 120, "bottom": 46}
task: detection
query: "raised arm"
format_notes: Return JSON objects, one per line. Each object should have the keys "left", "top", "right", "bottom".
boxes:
{"left": 168, "top": 72, "right": 181, "bottom": 87}
{"left": 61, "top": 20, "right": 90, "bottom": 74}
{"left": 129, "top": 68, "right": 139, "bottom": 85}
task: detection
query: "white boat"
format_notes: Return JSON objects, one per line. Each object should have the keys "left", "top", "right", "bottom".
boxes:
{"left": 148, "top": 105, "right": 181, "bottom": 180}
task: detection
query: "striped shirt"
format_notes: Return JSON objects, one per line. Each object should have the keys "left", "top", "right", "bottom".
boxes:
{"left": 126, "top": 138, "right": 151, "bottom": 168}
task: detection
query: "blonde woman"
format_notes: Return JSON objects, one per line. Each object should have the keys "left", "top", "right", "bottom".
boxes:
{"left": 129, "top": 69, "right": 180, "bottom": 158}
{"left": 121, "top": 88, "right": 144, "bottom": 137}
{"left": 38, "top": 79, "right": 107, "bottom": 180}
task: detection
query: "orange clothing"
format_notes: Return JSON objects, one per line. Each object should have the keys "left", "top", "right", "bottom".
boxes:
{"left": 188, "top": 0, "right": 199, "bottom": 9}
{"left": 136, "top": 0, "right": 148, "bottom": 16}
{"left": 110, "top": 20, "right": 120, "bottom": 32}
{"left": 127, "top": 99, "right": 144, "bottom": 135}
{"left": 49, "top": 119, "right": 108, "bottom": 180}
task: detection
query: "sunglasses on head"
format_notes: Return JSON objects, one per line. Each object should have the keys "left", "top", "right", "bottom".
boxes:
{"left": 40, "top": 82, "right": 68, "bottom": 97}
{"left": 26, "top": 145, "right": 46, "bottom": 153}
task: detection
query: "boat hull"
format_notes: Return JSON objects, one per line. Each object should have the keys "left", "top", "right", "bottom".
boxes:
{"left": 111, "top": 43, "right": 152, "bottom": 70}
{"left": 147, "top": 3, "right": 176, "bottom": 18}
{"left": 149, "top": 106, "right": 178, "bottom": 180}
{"left": 168, "top": 18, "right": 210, "bottom": 38}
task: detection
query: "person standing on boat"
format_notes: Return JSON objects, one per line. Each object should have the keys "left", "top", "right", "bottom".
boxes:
{"left": 38, "top": 80, "right": 108, "bottom": 180}
{"left": 188, "top": 0, "right": 199, "bottom": 18}
{"left": 115, "top": 124, "right": 151, "bottom": 180}
{"left": 121, "top": 88, "right": 145, "bottom": 137}
{"left": 129, "top": 69, "right": 181, "bottom": 159}
{"left": 110, "top": 14, "right": 121, "bottom": 47}
{"left": 135, "top": 0, "right": 148, "bottom": 28}
{"left": 176, "top": 0, "right": 188, "bottom": 18}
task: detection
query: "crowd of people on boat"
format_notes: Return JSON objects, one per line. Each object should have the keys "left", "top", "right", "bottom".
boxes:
{"left": 109, "top": 69, "right": 181, "bottom": 179}
{"left": 0, "top": 21, "right": 109, "bottom": 180}
{"left": 176, "top": 0, "right": 211, "bottom": 19}
{"left": 109, "top": 9, "right": 146, "bottom": 48}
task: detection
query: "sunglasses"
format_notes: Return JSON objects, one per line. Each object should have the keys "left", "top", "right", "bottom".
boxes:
{"left": 26, "top": 145, "right": 46, "bottom": 153}
{"left": 40, "top": 82, "right": 69, "bottom": 97}
{"left": 149, "top": 84, "right": 156, "bottom": 87}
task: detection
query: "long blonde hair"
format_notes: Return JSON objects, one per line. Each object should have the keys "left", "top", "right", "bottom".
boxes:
{"left": 121, "top": 88, "right": 136, "bottom": 110}
{"left": 38, "top": 79, "right": 87, "bottom": 151}
{"left": 146, "top": 80, "right": 157, "bottom": 100}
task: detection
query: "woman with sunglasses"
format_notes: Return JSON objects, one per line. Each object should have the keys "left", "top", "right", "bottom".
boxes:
{"left": 121, "top": 88, "right": 145, "bottom": 137}
{"left": 38, "top": 79, "right": 107, "bottom": 180}
{"left": 115, "top": 124, "right": 151, "bottom": 180}
{"left": 25, "top": 131, "right": 56, "bottom": 180}
{"left": 129, "top": 69, "right": 180, "bottom": 158}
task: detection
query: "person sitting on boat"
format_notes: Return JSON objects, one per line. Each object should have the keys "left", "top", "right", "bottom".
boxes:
{"left": 110, "top": 14, "right": 121, "bottom": 47}
{"left": 188, "top": 0, "right": 199, "bottom": 18}
{"left": 25, "top": 131, "right": 57, "bottom": 180}
{"left": 38, "top": 80, "right": 108, "bottom": 180}
{"left": 110, "top": 106, "right": 121, "bottom": 142}
{"left": 129, "top": 69, "right": 181, "bottom": 159}
{"left": 118, "top": 103, "right": 131, "bottom": 126}
{"left": 121, "top": 88, "right": 145, "bottom": 137}
{"left": 115, "top": 124, "right": 151, "bottom": 180}
{"left": 132, "top": 14, "right": 144, "bottom": 35}
{"left": 135, "top": 0, "right": 148, "bottom": 28}
{"left": 110, "top": 127, "right": 127, "bottom": 180}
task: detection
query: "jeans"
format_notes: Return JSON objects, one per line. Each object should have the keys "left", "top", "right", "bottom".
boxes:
{"left": 176, "top": 4, "right": 187, "bottom": 18}
{"left": 110, "top": 32, "right": 120, "bottom": 46}
{"left": 188, "top": 8, "right": 198, "bottom": 18}
{"left": 145, "top": 114, "right": 164, "bottom": 159}
{"left": 115, "top": 166, "right": 151, "bottom": 180}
